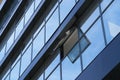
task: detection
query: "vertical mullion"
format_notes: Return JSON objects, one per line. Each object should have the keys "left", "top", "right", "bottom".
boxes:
{"left": 98, "top": 1, "right": 107, "bottom": 45}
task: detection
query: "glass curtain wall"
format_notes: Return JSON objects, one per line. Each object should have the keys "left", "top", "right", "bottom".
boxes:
{"left": 2, "top": 0, "right": 120, "bottom": 80}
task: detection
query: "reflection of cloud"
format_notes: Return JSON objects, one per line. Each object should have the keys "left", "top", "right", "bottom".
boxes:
{"left": 108, "top": 21, "right": 120, "bottom": 37}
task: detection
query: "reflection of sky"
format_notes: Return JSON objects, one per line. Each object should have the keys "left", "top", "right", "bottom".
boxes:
{"left": 103, "top": 0, "right": 120, "bottom": 43}
{"left": 108, "top": 21, "right": 120, "bottom": 37}
{"left": 4, "top": 0, "right": 120, "bottom": 80}
{"left": 82, "top": 19, "right": 105, "bottom": 69}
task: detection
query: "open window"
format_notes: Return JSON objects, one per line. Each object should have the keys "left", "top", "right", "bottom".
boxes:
{"left": 63, "top": 28, "right": 90, "bottom": 63}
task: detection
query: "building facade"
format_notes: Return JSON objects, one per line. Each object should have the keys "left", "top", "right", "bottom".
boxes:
{"left": 0, "top": 0, "right": 120, "bottom": 80}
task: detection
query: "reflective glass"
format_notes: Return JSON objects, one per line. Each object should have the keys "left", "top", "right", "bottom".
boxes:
{"left": 38, "top": 74, "right": 43, "bottom": 80}
{"left": 6, "top": 32, "right": 14, "bottom": 51}
{"left": 35, "top": 0, "right": 42, "bottom": 9}
{"left": 45, "top": 54, "right": 60, "bottom": 78}
{"left": 33, "top": 27, "right": 44, "bottom": 59}
{"left": 102, "top": 0, "right": 120, "bottom": 44}
{"left": 46, "top": 8, "right": 59, "bottom": 42}
{"left": 47, "top": 66, "right": 60, "bottom": 80}
{"left": 10, "top": 61, "right": 20, "bottom": 80}
{"left": 0, "top": 46, "right": 5, "bottom": 62}
{"left": 62, "top": 57, "right": 81, "bottom": 80}
{"left": 60, "top": 0, "right": 75, "bottom": 23}
{"left": 82, "top": 19, "right": 105, "bottom": 69}
{"left": 4, "top": 75, "right": 9, "bottom": 80}
{"left": 101, "top": 0, "right": 113, "bottom": 11}
{"left": 15, "top": 17, "right": 24, "bottom": 39}
{"left": 25, "top": 2, "right": 34, "bottom": 24}
{"left": 68, "top": 43, "right": 80, "bottom": 63}
{"left": 20, "top": 45, "right": 31, "bottom": 75}
{"left": 81, "top": 7, "right": 100, "bottom": 32}
{"left": 79, "top": 36, "right": 89, "bottom": 52}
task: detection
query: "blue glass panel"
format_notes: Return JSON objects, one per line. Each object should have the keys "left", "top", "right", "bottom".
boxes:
{"left": 81, "top": 7, "right": 99, "bottom": 32}
{"left": 25, "top": 2, "right": 34, "bottom": 24}
{"left": 62, "top": 57, "right": 81, "bottom": 80}
{"left": 60, "top": 0, "right": 75, "bottom": 23}
{"left": 45, "top": 54, "right": 60, "bottom": 78}
{"left": 82, "top": 19, "right": 105, "bottom": 69}
{"left": 0, "top": 46, "right": 5, "bottom": 62}
{"left": 20, "top": 45, "right": 31, "bottom": 75}
{"left": 10, "top": 61, "right": 20, "bottom": 80}
{"left": 15, "top": 17, "right": 24, "bottom": 39}
{"left": 102, "top": 0, "right": 120, "bottom": 44}
{"left": 101, "top": 0, "right": 113, "bottom": 11}
{"left": 47, "top": 66, "right": 60, "bottom": 80}
{"left": 68, "top": 43, "right": 80, "bottom": 63}
{"left": 6, "top": 32, "right": 14, "bottom": 51}
{"left": 33, "top": 27, "right": 44, "bottom": 59}
{"left": 35, "top": 0, "right": 42, "bottom": 9}
{"left": 46, "top": 8, "right": 59, "bottom": 42}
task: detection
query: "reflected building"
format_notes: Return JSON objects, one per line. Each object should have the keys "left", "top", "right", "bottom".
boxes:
{"left": 0, "top": 0, "right": 120, "bottom": 80}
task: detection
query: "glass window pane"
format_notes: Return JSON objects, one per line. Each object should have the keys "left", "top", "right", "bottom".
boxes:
{"left": 82, "top": 19, "right": 105, "bottom": 69}
{"left": 25, "top": 2, "right": 34, "bottom": 24}
{"left": 46, "top": 8, "right": 59, "bottom": 42}
{"left": 81, "top": 7, "right": 100, "bottom": 32}
{"left": 10, "top": 61, "right": 20, "bottom": 80}
{"left": 6, "top": 32, "right": 14, "bottom": 51}
{"left": 68, "top": 43, "right": 80, "bottom": 63}
{"left": 62, "top": 57, "right": 81, "bottom": 80}
{"left": 15, "top": 17, "right": 24, "bottom": 39}
{"left": 60, "top": 0, "right": 75, "bottom": 23}
{"left": 38, "top": 74, "right": 43, "bottom": 80}
{"left": 45, "top": 54, "right": 60, "bottom": 78}
{"left": 35, "top": 0, "right": 42, "bottom": 9}
{"left": 102, "top": 0, "right": 120, "bottom": 44}
{"left": 101, "top": 0, "right": 113, "bottom": 11}
{"left": 0, "top": 46, "right": 5, "bottom": 62}
{"left": 4, "top": 75, "right": 9, "bottom": 80}
{"left": 33, "top": 27, "right": 44, "bottom": 59}
{"left": 80, "top": 36, "right": 90, "bottom": 52}
{"left": 47, "top": 66, "right": 60, "bottom": 80}
{"left": 20, "top": 45, "right": 31, "bottom": 75}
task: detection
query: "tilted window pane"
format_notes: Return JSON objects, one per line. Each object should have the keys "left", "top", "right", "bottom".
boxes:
{"left": 62, "top": 57, "right": 81, "bottom": 80}
{"left": 79, "top": 36, "right": 90, "bottom": 52}
{"left": 10, "top": 61, "right": 20, "bottom": 80}
{"left": 102, "top": 0, "right": 120, "bottom": 44}
{"left": 60, "top": 0, "right": 75, "bottom": 23}
{"left": 33, "top": 27, "right": 44, "bottom": 59}
{"left": 68, "top": 43, "right": 80, "bottom": 63}
{"left": 20, "top": 45, "right": 31, "bottom": 75}
{"left": 46, "top": 8, "right": 59, "bottom": 42}
{"left": 82, "top": 19, "right": 105, "bottom": 69}
{"left": 25, "top": 2, "right": 34, "bottom": 24}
